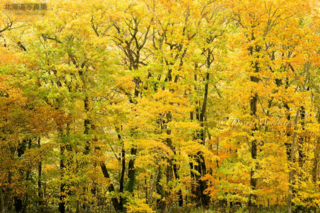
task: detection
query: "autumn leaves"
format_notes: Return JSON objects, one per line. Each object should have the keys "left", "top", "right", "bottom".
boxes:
{"left": 0, "top": 0, "right": 320, "bottom": 212}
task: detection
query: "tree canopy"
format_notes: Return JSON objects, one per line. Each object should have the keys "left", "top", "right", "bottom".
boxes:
{"left": 0, "top": 0, "right": 320, "bottom": 213}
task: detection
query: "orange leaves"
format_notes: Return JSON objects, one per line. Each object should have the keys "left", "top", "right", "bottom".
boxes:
{"left": 115, "top": 76, "right": 135, "bottom": 93}
{"left": 0, "top": 48, "right": 21, "bottom": 66}
{"left": 30, "top": 106, "right": 68, "bottom": 134}
{"left": 1, "top": 0, "right": 320, "bottom": 211}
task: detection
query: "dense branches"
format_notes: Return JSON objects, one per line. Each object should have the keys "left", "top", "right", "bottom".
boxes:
{"left": 0, "top": 0, "right": 320, "bottom": 213}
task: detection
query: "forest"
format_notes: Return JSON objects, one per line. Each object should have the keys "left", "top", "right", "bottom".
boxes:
{"left": 0, "top": 0, "right": 320, "bottom": 212}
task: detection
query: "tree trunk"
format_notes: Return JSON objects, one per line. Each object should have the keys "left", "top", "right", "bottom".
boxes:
{"left": 248, "top": 43, "right": 260, "bottom": 212}
{"left": 148, "top": 166, "right": 160, "bottom": 207}
{"left": 156, "top": 166, "right": 166, "bottom": 210}
{"left": 100, "top": 162, "right": 123, "bottom": 212}
{"left": 119, "top": 145, "right": 126, "bottom": 209}
{"left": 127, "top": 148, "right": 137, "bottom": 193}
{"left": 38, "top": 138, "right": 44, "bottom": 211}
{"left": 59, "top": 145, "right": 66, "bottom": 213}
{"left": 194, "top": 72, "right": 210, "bottom": 208}
{"left": 14, "top": 197, "right": 23, "bottom": 213}
{"left": 173, "top": 162, "right": 183, "bottom": 207}
{"left": 287, "top": 109, "right": 300, "bottom": 213}
{"left": 14, "top": 139, "right": 28, "bottom": 213}
{"left": 0, "top": 186, "right": 4, "bottom": 213}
